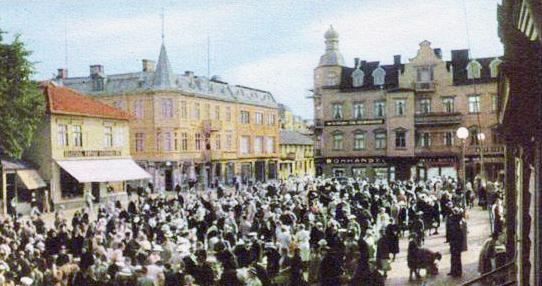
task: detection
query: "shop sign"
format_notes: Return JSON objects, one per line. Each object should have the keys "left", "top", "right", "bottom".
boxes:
{"left": 64, "top": 150, "right": 121, "bottom": 157}
{"left": 324, "top": 119, "right": 385, "bottom": 126}
{"left": 325, "top": 157, "right": 386, "bottom": 164}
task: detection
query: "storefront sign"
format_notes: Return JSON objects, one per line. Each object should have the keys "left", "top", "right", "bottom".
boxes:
{"left": 324, "top": 118, "right": 385, "bottom": 126}
{"left": 325, "top": 157, "right": 386, "bottom": 164}
{"left": 64, "top": 150, "right": 121, "bottom": 157}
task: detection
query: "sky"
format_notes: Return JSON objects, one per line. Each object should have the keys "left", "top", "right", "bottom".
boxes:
{"left": 0, "top": 0, "right": 503, "bottom": 119}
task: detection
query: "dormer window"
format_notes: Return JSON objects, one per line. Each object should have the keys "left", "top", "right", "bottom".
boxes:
{"left": 351, "top": 68, "right": 364, "bottom": 87}
{"left": 489, "top": 58, "right": 502, "bottom": 78}
{"left": 467, "top": 60, "right": 482, "bottom": 79}
{"left": 372, "top": 67, "right": 386, "bottom": 86}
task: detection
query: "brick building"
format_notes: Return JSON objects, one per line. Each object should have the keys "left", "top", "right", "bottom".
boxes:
{"left": 313, "top": 26, "right": 504, "bottom": 182}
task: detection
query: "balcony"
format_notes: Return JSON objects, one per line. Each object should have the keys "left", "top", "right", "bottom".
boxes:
{"left": 414, "top": 81, "right": 435, "bottom": 92}
{"left": 466, "top": 145, "right": 505, "bottom": 155}
{"left": 415, "top": 112, "right": 462, "bottom": 127}
{"left": 203, "top": 120, "right": 221, "bottom": 133}
{"left": 415, "top": 146, "right": 459, "bottom": 157}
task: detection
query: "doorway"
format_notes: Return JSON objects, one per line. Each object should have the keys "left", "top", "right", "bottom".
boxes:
{"left": 165, "top": 169, "right": 173, "bottom": 191}
{"left": 91, "top": 182, "right": 100, "bottom": 203}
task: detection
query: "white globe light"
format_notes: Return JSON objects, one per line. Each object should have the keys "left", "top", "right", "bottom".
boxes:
{"left": 456, "top": 127, "right": 469, "bottom": 139}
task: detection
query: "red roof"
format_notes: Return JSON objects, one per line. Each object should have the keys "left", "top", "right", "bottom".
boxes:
{"left": 39, "top": 81, "right": 135, "bottom": 120}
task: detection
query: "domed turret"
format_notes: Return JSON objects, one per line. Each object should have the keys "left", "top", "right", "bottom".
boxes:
{"left": 318, "top": 25, "right": 344, "bottom": 67}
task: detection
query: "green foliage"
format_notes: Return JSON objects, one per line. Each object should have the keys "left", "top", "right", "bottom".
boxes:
{"left": 0, "top": 29, "right": 44, "bottom": 159}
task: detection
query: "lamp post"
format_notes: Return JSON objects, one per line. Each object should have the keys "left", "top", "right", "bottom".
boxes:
{"left": 477, "top": 133, "right": 486, "bottom": 183}
{"left": 456, "top": 127, "right": 469, "bottom": 193}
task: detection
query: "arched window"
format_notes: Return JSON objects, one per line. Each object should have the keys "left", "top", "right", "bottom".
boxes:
{"left": 351, "top": 68, "right": 365, "bottom": 87}
{"left": 466, "top": 60, "right": 482, "bottom": 79}
{"left": 489, "top": 58, "right": 502, "bottom": 78}
{"left": 372, "top": 67, "right": 386, "bottom": 86}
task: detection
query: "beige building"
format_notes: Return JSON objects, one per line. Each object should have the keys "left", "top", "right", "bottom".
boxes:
{"left": 278, "top": 130, "right": 314, "bottom": 179}
{"left": 58, "top": 44, "right": 279, "bottom": 190}
{"left": 24, "top": 82, "right": 150, "bottom": 208}
{"left": 313, "top": 26, "right": 504, "bottom": 182}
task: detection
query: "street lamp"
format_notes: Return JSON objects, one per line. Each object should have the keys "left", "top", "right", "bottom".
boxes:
{"left": 477, "top": 133, "right": 486, "bottom": 183}
{"left": 456, "top": 127, "right": 469, "bottom": 191}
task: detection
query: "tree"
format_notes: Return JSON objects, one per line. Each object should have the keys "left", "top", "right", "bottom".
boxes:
{"left": 0, "top": 29, "right": 44, "bottom": 159}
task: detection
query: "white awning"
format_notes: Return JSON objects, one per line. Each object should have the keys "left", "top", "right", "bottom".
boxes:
{"left": 56, "top": 159, "right": 151, "bottom": 183}
{"left": 17, "top": 170, "right": 47, "bottom": 190}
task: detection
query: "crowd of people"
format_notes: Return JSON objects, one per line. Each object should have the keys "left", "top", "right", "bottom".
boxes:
{"left": 0, "top": 174, "right": 504, "bottom": 286}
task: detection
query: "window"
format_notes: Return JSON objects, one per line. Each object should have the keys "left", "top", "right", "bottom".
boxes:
{"left": 267, "top": 114, "right": 275, "bottom": 125}
{"left": 442, "top": 97, "right": 454, "bottom": 113}
{"left": 215, "top": 134, "right": 221, "bottom": 150}
{"left": 92, "top": 77, "right": 105, "bottom": 92}
{"left": 469, "top": 127, "right": 479, "bottom": 146}
{"left": 240, "top": 110, "right": 250, "bottom": 124}
{"left": 114, "top": 128, "right": 124, "bottom": 148}
{"left": 354, "top": 132, "right": 365, "bottom": 150}
{"left": 467, "top": 60, "right": 482, "bottom": 79}
{"left": 254, "top": 136, "right": 263, "bottom": 153}
{"left": 174, "top": 132, "right": 178, "bottom": 150}
{"left": 374, "top": 100, "right": 386, "bottom": 117}
{"left": 490, "top": 94, "right": 498, "bottom": 113}
{"left": 226, "top": 132, "right": 233, "bottom": 150}
{"left": 104, "top": 126, "right": 113, "bottom": 148}
{"left": 194, "top": 102, "right": 200, "bottom": 119}
{"left": 73, "top": 125, "right": 82, "bottom": 147}
{"left": 395, "top": 130, "right": 406, "bottom": 148}
{"left": 164, "top": 132, "right": 171, "bottom": 151}
{"left": 372, "top": 67, "right": 386, "bottom": 85}
{"left": 215, "top": 106, "right": 220, "bottom": 121}
{"left": 162, "top": 99, "right": 173, "bottom": 117}
{"left": 417, "top": 66, "right": 433, "bottom": 82}
{"left": 375, "top": 132, "right": 387, "bottom": 149}
{"left": 468, "top": 95, "right": 481, "bottom": 113}
{"left": 333, "top": 104, "right": 343, "bottom": 120}
{"left": 113, "top": 100, "right": 125, "bottom": 110}
{"left": 181, "top": 132, "right": 188, "bottom": 150}
{"left": 135, "top": 133, "right": 144, "bottom": 152}
{"left": 180, "top": 101, "right": 187, "bottom": 118}
{"left": 195, "top": 133, "right": 202, "bottom": 150}
{"left": 444, "top": 132, "right": 454, "bottom": 147}
{"left": 156, "top": 132, "right": 162, "bottom": 151}
{"left": 416, "top": 98, "right": 431, "bottom": 114}
{"left": 205, "top": 103, "right": 210, "bottom": 119}
{"left": 489, "top": 58, "right": 502, "bottom": 78}
{"left": 266, "top": 137, "right": 275, "bottom": 153}
{"left": 134, "top": 100, "right": 143, "bottom": 118}
{"left": 353, "top": 103, "right": 364, "bottom": 119}
{"left": 333, "top": 133, "right": 343, "bottom": 150}
{"left": 351, "top": 68, "right": 364, "bottom": 87}
{"left": 226, "top": 107, "right": 232, "bottom": 122}
{"left": 254, "top": 112, "right": 263, "bottom": 125}
{"left": 417, "top": 133, "right": 431, "bottom": 147}
{"left": 240, "top": 136, "right": 250, "bottom": 154}
{"left": 58, "top": 124, "right": 68, "bottom": 147}
{"left": 395, "top": 100, "right": 406, "bottom": 116}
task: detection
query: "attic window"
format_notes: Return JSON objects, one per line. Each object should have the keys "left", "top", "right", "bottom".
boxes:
{"left": 372, "top": 67, "right": 386, "bottom": 86}
{"left": 489, "top": 58, "right": 502, "bottom": 78}
{"left": 467, "top": 60, "right": 482, "bottom": 79}
{"left": 351, "top": 68, "right": 365, "bottom": 87}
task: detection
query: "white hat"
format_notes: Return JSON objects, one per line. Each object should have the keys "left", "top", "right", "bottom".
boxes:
{"left": 152, "top": 244, "right": 163, "bottom": 252}
{"left": 21, "top": 277, "right": 33, "bottom": 286}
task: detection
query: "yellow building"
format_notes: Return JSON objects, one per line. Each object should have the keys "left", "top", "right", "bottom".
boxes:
{"left": 25, "top": 82, "right": 150, "bottom": 207}
{"left": 58, "top": 44, "right": 279, "bottom": 190}
{"left": 279, "top": 130, "right": 314, "bottom": 179}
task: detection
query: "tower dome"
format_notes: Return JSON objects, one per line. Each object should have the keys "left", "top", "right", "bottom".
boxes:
{"left": 318, "top": 25, "right": 344, "bottom": 67}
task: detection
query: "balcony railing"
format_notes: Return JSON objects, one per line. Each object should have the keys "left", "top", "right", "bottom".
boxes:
{"left": 415, "top": 112, "right": 462, "bottom": 126}
{"left": 281, "top": 152, "right": 296, "bottom": 160}
{"left": 414, "top": 81, "right": 435, "bottom": 91}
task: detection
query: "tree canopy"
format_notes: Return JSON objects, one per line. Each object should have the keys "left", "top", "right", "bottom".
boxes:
{"left": 0, "top": 29, "right": 44, "bottom": 159}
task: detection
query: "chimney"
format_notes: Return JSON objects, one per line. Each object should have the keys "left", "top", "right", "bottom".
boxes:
{"left": 90, "top": 65, "right": 104, "bottom": 77}
{"left": 354, "top": 58, "right": 360, "bottom": 68}
{"left": 394, "top": 55, "right": 401, "bottom": 66}
{"left": 434, "top": 48, "right": 442, "bottom": 59}
{"left": 57, "top": 68, "right": 68, "bottom": 80}
{"left": 142, "top": 60, "right": 155, "bottom": 72}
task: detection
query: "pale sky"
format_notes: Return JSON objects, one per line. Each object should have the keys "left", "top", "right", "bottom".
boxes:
{"left": 0, "top": 0, "right": 503, "bottom": 119}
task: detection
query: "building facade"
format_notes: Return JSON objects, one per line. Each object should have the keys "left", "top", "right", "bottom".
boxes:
{"left": 313, "top": 26, "right": 505, "bottom": 182}
{"left": 497, "top": 0, "right": 542, "bottom": 285}
{"left": 25, "top": 82, "right": 150, "bottom": 207}
{"left": 278, "top": 130, "right": 314, "bottom": 179}
{"left": 58, "top": 44, "right": 279, "bottom": 190}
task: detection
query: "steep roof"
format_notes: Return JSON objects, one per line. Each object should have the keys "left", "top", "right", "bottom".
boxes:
{"left": 280, "top": 130, "right": 314, "bottom": 145}
{"left": 40, "top": 81, "right": 134, "bottom": 120}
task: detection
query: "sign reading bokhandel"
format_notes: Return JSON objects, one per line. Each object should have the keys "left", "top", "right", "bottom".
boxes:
{"left": 64, "top": 150, "right": 121, "bottom": 157}
{"left": 324, "top": 119, "right": 385, "bottom": 126}
{"left": 326, "top": 157, "right": 386, "bottom": 164}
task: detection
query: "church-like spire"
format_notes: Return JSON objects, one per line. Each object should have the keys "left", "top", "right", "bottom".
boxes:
{"left": 154, "top": 44, "right": 173, "bottom": 87}
{"left": 318, "top": 25, "right": 344, "bottom": 67}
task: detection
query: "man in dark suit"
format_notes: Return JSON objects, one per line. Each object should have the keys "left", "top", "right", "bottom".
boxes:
{"left": 446, "top": 207, "right": 464, "bottom": 277}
